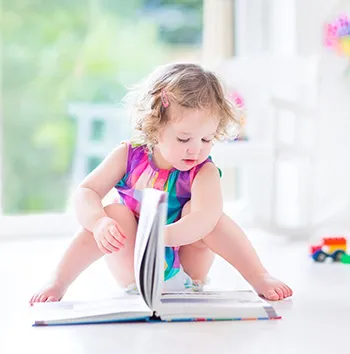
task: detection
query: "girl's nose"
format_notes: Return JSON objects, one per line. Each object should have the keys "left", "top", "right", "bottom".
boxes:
{"left": 187, "top": 144, "right": 201, "bottom": 156}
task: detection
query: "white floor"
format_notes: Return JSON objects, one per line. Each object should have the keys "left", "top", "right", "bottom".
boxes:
{"left": 1, "top": 230, "right": 350, "bottom": 354}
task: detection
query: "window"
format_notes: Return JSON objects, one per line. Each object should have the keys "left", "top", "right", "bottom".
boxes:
{"left": 1, "top": 0, "right": 203, "bottom": 237}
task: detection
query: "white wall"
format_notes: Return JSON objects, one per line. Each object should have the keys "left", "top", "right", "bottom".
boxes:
{"left": 296, "top": 0, "right": 350, "bottom": 231}
{"left": 217, "top": 0, "right": 350, "bottom": 233}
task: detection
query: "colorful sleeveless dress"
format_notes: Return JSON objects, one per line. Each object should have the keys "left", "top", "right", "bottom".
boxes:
{"left": 114, "top": 141, "right": 217, "bottom": 285}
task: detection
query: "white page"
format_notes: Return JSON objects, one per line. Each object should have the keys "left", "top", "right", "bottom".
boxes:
{"left": 157, "top": 290, "right": 279, "bottom": 320}
{"left": 140, "top": 218, "right": 157, "bottom": 308}
{"left": 151, "top": 197, "right": 166, "bottom": 308}
{"left": 142, "top": 197, "right": 166, "bottom": 309}
{"left": 161, "top": 290, "right": 264, "bottom": 302}
{"left": 134, "top": 189, "right": 161, "bottom": 303}
{"left": 134, "top": 189, "right": 167, "bottom": 308}
{"left": 32, "top": 296, "right": 152, "bottom": 323}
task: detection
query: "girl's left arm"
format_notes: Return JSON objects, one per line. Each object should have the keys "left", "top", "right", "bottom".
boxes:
{"left": 164, "top": 162, "right": 223, "bottom": 246}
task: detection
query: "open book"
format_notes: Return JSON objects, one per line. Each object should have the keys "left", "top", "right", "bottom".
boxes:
{"left": 31, "top": 188, "right": 281, "bottom": 326}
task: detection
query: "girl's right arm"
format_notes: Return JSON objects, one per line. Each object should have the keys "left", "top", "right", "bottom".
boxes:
{"left": 74, "top": 143, "right": 128, "bottom": 232}
{"left": 29, "top": 144, "right": 130, "bottom": 304}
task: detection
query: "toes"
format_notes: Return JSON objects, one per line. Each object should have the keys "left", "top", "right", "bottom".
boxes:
{"left": 280, "top": 286, "right": 289, "bottom": 298}
{"left": 39, "top": 294, "right": 48, "bottom": 302}
{"left": 284, "top": 285, "right": 292, "bottom": 298}
{"left": 31, "top": 293, "right": 44, "bottom": 305}
{"left": 30, "top": 293, "right": 60, "bottom": 305}
{"left": 282, "top": 285, "right": 293, "bottom": 298}
{"left": 47, "top": 296, "right": 57, "bottom": 302}
{"left": 32, "top": 294, "right": 40, "bottom": 304}
{"left": 274, "top": 287, "right": 284, "bottom": 300}
{"left": 265, "top": 289, "right": 280, "bottom": 301}
{"left": 29, "top": 296, "right": 35, "bottom": 306}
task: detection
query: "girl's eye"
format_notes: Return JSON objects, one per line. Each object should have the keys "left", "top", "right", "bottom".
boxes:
{"left": 202, "top": 139, "right": 212, "bottom": 143}
{"left": 177, "top": 138, "right": 190, "bottom": 143}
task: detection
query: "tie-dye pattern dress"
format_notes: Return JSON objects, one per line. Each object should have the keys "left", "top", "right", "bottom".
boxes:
{"left": 114, "top": 141, "right": 216, "bottom": 282}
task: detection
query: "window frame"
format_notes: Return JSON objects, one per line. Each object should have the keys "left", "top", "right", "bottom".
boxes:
{"left": 2, "top": 0, "right": 274, "bottom": 240}
{"left": 0, "top": 213, "right": 79, "bottom": 239}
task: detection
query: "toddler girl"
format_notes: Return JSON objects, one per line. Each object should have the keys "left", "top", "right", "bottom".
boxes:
{"left": 30, "top": 63, "right": 292, "bottom": 304}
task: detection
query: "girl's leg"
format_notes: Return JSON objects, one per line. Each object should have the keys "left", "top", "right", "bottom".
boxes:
{"left": 179, "top": 203, "right": 215, "bottom": 284}
{"left": 103, "top": 206, "right": 137, "bottom": 288}
{"left": 179, "top": 240, "right": 215, "bottom": 284}
{"left": 201, "top": 213, "right": 293, "bottom": 300}
{"left": 179, "top": 204, "right": 293, "bottom": 300}
{"left": 30, "top": 204, "right": 137, "bottom": 304}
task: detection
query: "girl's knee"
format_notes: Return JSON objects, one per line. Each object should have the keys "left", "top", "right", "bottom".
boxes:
{"left": 104, "top": 203, "right": 134, "bottom": 219}
{"left": 103, "top": 203, "right": 138, "bottom": 236}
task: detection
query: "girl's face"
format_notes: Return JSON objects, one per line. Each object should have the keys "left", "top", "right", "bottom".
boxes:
{"left": 154, "top": 106, "right": 219, "bottom": 171}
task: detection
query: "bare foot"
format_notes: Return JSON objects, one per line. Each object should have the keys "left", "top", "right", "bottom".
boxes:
{"left": 248, "top": 273, "right": 293, "bottom": 301}
{"left": 29, "top": 282, "right": 67, "bottom": 306}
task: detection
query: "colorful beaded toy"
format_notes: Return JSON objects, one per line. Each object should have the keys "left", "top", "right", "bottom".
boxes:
{"left": 324, "top": 14, "right": 350, "bottom": 56}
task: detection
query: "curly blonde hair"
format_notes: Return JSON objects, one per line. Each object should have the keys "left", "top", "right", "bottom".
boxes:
{"left": 124, "top": 63, "right": 242, "bottom": 149}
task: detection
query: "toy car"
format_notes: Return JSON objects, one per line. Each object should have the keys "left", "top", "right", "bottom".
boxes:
{"left": 310, "top": 237, "right": 348, "bottom": 262}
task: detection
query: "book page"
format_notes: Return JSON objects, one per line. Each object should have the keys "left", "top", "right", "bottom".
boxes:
{"left": 139, "top": 218, "right": 157, "bottom": 307}
{"left": 134, "top": 189, "right": 167, "bottom": 309}
{"left": 144, "top": 196, "right": 166, "bottom": 308}
{"left": 32, "top": 296, "right": 152, "bottom": 324}
{"left": 157, "top": 290, "right": 280, "bottom": 321}
{"left": 151, "top": 197, "right": 166, "bottom": 307}
{"left": 161, "top": 290, "right": 264, "bottom": 303}
{"left": 134, "top": 189, "right": 160, "bottom": 304}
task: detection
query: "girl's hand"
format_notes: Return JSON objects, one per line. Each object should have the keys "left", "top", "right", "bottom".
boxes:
{"left": 92, "top": 217, "right": 127, "bottom": 254}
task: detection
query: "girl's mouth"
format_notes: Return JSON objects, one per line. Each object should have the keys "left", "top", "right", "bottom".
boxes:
{"left": 183, "top": 159, "right": 197, "bottom": 165}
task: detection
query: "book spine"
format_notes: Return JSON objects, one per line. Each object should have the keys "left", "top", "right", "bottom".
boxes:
{"left": 162, "top": 317, "right": 281, "bottom": 322}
